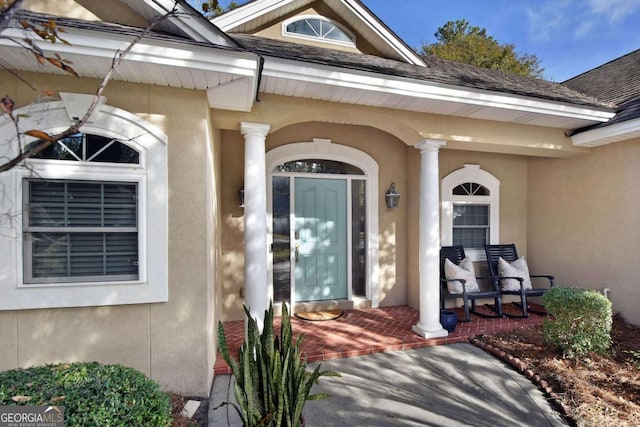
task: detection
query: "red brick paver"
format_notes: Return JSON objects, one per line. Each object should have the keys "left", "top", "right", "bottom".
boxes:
{"left": 213, "top": 303, "right": 543, "bottom": 375}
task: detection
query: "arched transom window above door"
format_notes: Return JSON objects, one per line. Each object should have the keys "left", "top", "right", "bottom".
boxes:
{"left": 274, "top": 159, "right": 365, "bottom": 175}
{"left": 441, "top": 164, "right": 500, "bottom": 261}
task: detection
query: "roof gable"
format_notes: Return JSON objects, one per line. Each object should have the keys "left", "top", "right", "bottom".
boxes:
{"left": 212, "top": 0, "right": 425, "bottom": 66}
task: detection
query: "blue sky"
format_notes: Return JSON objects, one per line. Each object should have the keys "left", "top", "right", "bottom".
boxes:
{"left": 213, "top": 0, "right": 640, "bottom": 82}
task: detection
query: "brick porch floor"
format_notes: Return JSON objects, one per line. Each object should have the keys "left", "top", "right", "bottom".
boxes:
{"left": 213, "top": 303, "right": 545, "bottom": 375}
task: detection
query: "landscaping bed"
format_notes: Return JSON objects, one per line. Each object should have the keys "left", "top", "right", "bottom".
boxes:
{"left": 475, "top": 314, "right": 640, "bottom": 427}
{"left": 170, "top": 394, "right": 208, "bottom": 427}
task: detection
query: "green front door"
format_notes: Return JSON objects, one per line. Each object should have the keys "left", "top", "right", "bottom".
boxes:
{"left": 294, "top": 177, "right": 348, "bottom": 301}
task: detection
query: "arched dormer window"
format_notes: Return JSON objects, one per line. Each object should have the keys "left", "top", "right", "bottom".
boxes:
{"left": 283, "top": 15, "right": 355, "bottom": 46}
{"left": 441, "top": 164, "right": 500, "bottom": 261}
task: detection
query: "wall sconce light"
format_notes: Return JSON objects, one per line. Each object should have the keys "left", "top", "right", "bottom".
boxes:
{"left": 238, "top": 186, "right": 245, "bottom": 208}
{"left": 385, "top": 182, "right": 400, "bottom": 208}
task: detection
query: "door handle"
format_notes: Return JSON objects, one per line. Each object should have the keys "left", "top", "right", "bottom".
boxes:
{"left": 295, "top": 242, "right": 300, "bottom": 263}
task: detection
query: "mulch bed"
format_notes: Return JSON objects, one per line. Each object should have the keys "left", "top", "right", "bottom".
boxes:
{"left": 473, "top": 314, "right": 640, "bottom": 427}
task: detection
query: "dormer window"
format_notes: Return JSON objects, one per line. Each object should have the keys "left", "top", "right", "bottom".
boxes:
{"left": 283, "top": 16, "right": 355, "bottom": 46}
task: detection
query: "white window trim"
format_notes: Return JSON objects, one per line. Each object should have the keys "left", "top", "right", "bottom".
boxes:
{"left": 441, "top": 164, "right": 500, "bottom": 261}
{"left": 266, "top": 139, "right": 379, "bottom": 307}
{"left": 282, "top": 14, "right": 356, "bottom": 47}
{"left": 0, "top": 94, "right": 168, "bottom": 310}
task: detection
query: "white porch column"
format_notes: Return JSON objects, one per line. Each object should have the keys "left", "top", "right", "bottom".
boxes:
{"left": 413, "top": 139, "right": 448, "bottom": 338}
{"left": 241, "top": 122, "right": 271, "bottom": 331}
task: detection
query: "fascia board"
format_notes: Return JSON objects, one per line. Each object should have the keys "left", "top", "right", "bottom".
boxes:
{"left": 263, "top": 58, "right": 616, "bottom": 122}
{"left": 212, "top": 0, "right": 295, "bottom": 31}
{"left": 0, "top": 27, "right": 258, "bottom": 76}
{"left": 143, "top": 0, "right": 237, "bottom": 46}
{"left": 341, "top": 0, "right": 425, "bottom": 66}
{"left": 571, "top": 117, "right": 640, "bottom": 147}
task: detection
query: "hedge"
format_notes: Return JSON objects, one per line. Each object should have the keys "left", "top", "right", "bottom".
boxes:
{"left": 0, "top": 362, "right": 172, "bottom": 426}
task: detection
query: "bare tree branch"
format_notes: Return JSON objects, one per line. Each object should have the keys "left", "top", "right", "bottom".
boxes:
{"left": 0, "top": 0, "right": 23, "bottom": 34}
{"left": 0, "top": 60, "right": 38, "bottom": 91}
{"left": 0, "top": 3, "right": 179, "bottom": 173}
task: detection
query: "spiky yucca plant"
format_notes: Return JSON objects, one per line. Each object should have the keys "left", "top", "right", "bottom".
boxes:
{"left": 217, "top": 302, "right": 339, "bottom": 426}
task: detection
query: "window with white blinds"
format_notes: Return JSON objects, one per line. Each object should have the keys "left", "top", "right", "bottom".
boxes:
{"left": 1, "top": 100, "right": 168, "bottom": 309}
{"left": 452, "top": 204, "right": 490, "bottom": 248}
{"left": 441, "top": 164, "right": 500, "bottom": 261}
{"left": 23, "top": 180, "right": 139, "bottom": 283}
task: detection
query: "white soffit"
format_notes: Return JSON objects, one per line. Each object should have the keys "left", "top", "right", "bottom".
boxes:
{"left": 571, "top": 117, "right": 640, "bottom": 147}
{"left": 260, "top": 58, "right": 615, "bottom": 128}
{"left": 0, "top": 26, "right": 259, "bottom": 111}
{"left": 207, "top": 76, "right": 257, "bottom": 112}
{"left": 212, "top": 0, "right": 425, "bottom": 65}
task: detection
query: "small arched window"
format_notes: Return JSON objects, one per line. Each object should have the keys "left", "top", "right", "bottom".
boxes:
{"left": 452, "top": 182, "right": 489, "bottom": 196}
{"left": 441, "top": 164, "right": 500, "bottom": 260}
{"left": 23, "top": 133, "right": 141, "bottom": 284}
{"left": 283, "top": 16, "right": 355, "bottom": 46}
{"left": 29, "top": 133, "right": 139, "bottom": 164}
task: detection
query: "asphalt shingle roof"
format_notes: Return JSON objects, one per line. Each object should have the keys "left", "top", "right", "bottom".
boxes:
{"left": 11, "top": 10, "right": 614, "bottom": 115}
{"left": 231, "top": 33, "right": 613, "bottom": 110}
{"left": 564, "top": 49, "right": 640, "bottom": 105}
{"left": 564, "top": 49, "right": 640, "bottom": 130}
{"left": 13, "top": 10, "right": 243, "bottom": 53}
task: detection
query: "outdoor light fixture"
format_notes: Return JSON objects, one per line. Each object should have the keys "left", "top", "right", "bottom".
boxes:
{"left": 238, "top": 186, "right": 245, "bottom": 208}
{"left": 385, "top": 182, "right": 400, "bottom": 208}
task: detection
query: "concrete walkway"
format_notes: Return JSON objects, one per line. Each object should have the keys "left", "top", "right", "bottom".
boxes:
{"left": 209, "top": 343, "right": 567, "bottom": 426}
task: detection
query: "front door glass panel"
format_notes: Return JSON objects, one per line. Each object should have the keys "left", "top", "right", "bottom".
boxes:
{"left": 272, "top": 176, "right": 291, "bottom": 302}
{"left": 351, "top": 179, "right": 366, "bottom": 297}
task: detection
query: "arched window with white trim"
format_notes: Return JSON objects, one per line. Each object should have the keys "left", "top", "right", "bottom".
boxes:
{"left": 282, "top": 15, "right": 355, "bottom": 46}
{"left": 441, "top": 164, "right": 500, "bottom": 261}
{"left": 0, "top": 93, "right": 168, "bottom": 310}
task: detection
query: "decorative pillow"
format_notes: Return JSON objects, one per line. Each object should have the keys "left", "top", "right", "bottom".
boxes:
{"left": 497, "top": 257, "right": 532, "bottom": 291}
{"left": 444, "top": 257, "right": 480, "bottom": 294}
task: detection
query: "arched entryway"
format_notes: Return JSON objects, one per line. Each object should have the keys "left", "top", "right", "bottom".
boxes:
{"left": 266, "top": 138, "right": 379, "bottom": 308}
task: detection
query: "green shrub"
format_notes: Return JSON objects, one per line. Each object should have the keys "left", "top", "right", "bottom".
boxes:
{"left": 217, "top": 302, "right": 340, "bottom": 426}
{"left": 0, "top": 362, "right": 172, "bottom": 426}
{"left": 543, "top": 286, "right": 612, "bottom": 359}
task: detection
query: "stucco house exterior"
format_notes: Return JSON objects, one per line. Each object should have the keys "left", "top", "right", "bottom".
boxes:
{"left": 0, "top": 0, "right": 637, "bottom": 397}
